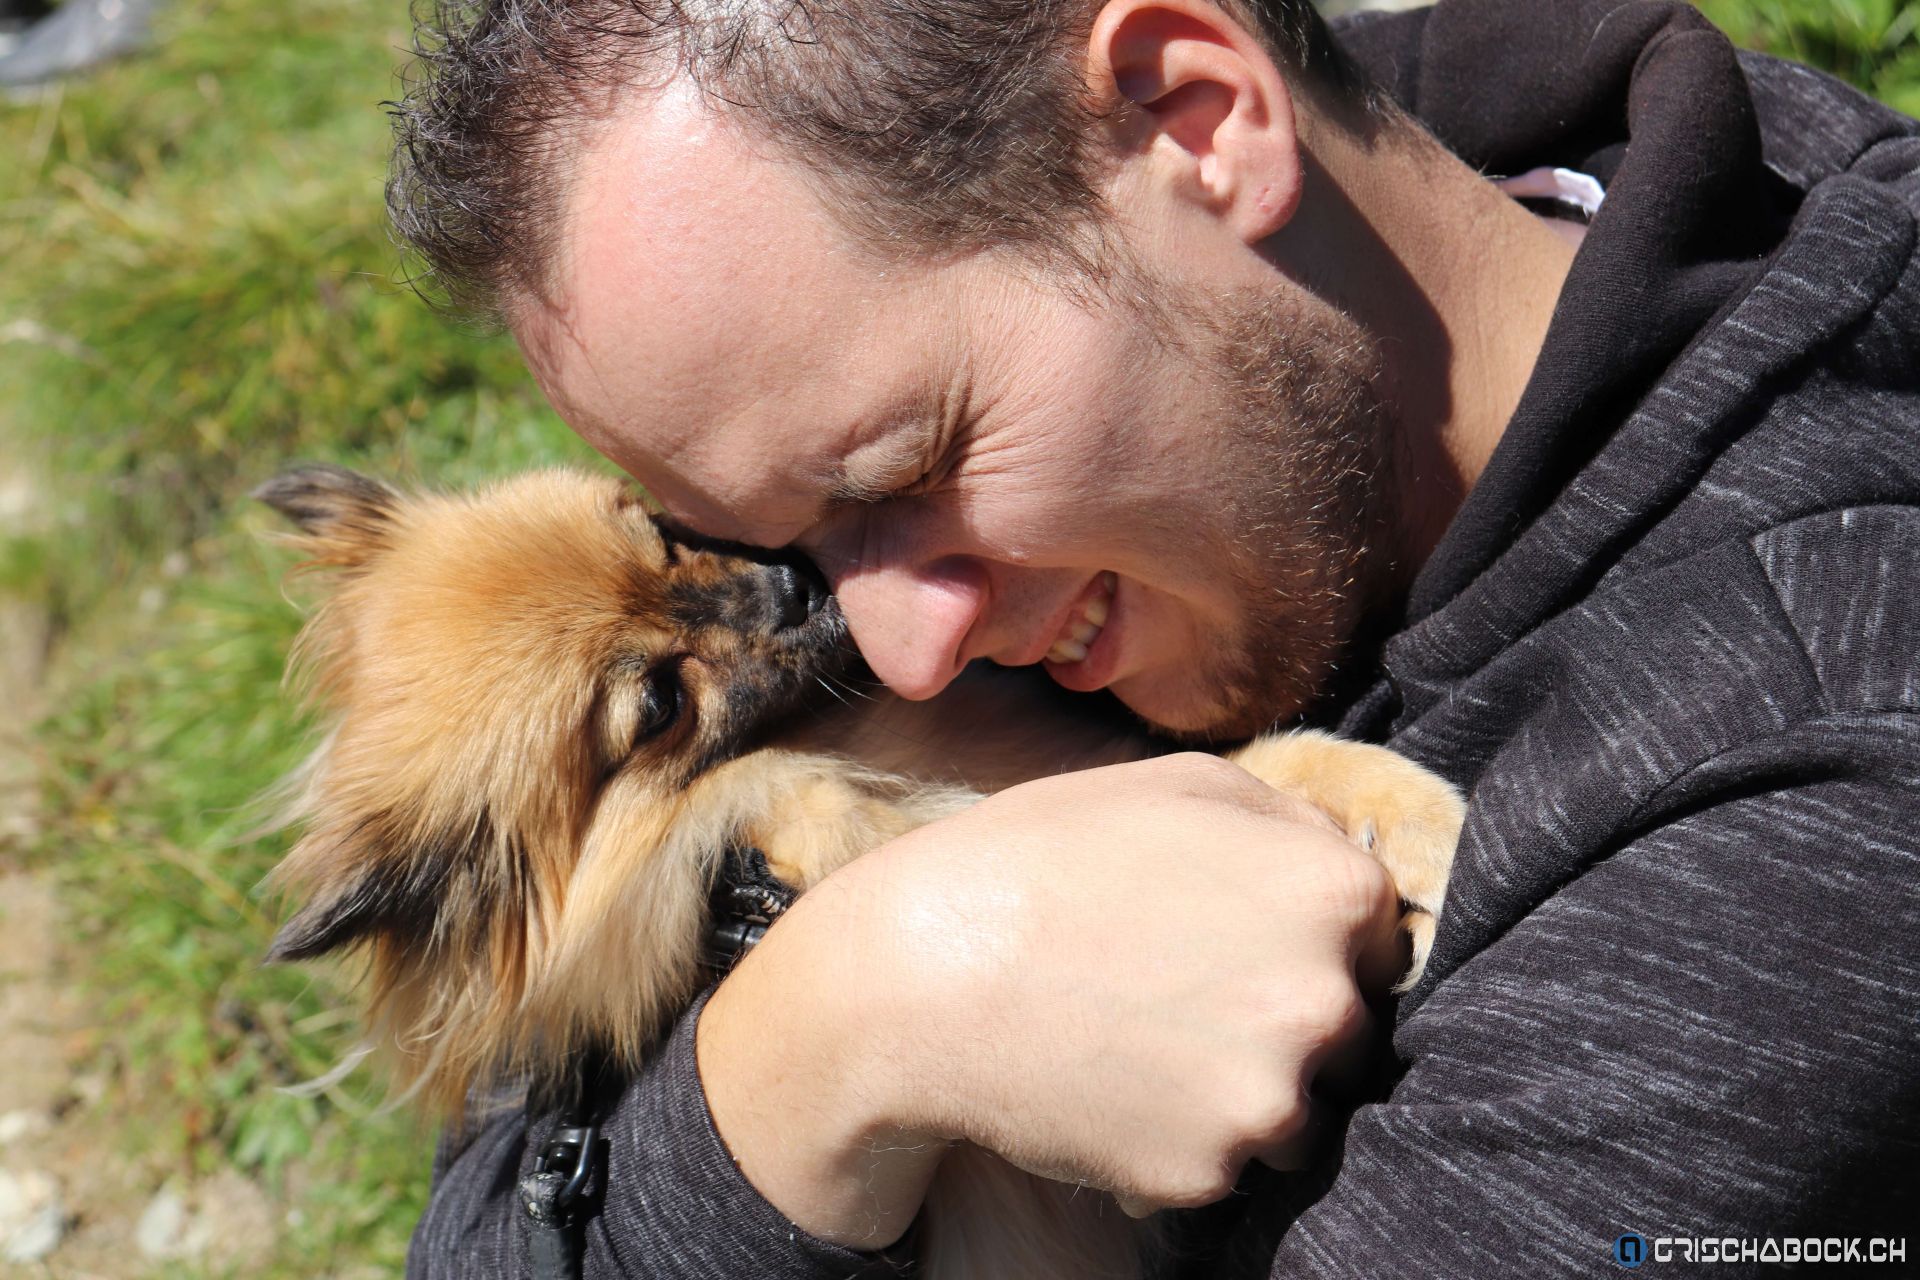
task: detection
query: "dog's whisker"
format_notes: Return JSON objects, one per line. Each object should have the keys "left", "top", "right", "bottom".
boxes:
{"left": 823, "top": 673, "right": 878, "bottom": 703}
{"left": 814, "top": 675, "right": 855, "bottom": 708}
{"left": 278, "top": 1043, "right": 374, "bottom": 1099}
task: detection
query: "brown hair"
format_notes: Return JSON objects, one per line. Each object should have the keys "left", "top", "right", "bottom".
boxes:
{"left": 386, "top": 0, "right": 1381, "bottom": 322}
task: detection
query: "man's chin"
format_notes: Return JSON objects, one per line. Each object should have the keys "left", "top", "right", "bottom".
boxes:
{"left": 1109, "top": 671, "right": 1284, "bottom": 746}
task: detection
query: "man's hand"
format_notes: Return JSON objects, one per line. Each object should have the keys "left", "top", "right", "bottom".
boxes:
{"left": 697, "top": 754, "right": 1406, "bottom": 1248}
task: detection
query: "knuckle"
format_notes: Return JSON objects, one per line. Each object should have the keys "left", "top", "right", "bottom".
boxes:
{"left": 1294, "top": 971, "right": 1368, "bottom": 1043}
{"left": 1158, "top": 751, "right": 1263, "bottom": 800}
{"left": 1157, "top": 1163, "right": 1238, "bottom": 1210}
{"left": 1233, "top": 1089, "right": 1312, "bottom": 1150}
{"left": 1326, "top": 848, "right": 1398, "bottom": 926}
{"left": 1236, "top": 1090, "right": 1313, "bottom": 1151}
{"left": 1160, "top": 750, "right": 1237, "bottom": 783}
{"left": 1201, "top": 1069, "right": 1308, "bottom": 1147}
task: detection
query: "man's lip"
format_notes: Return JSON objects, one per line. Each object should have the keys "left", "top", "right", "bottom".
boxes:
{"left": 1000, "top": 573, "right": 1110, "bottom": 670}
{"left": 1044, "top": 577, "right": 1123, "bottom": 692}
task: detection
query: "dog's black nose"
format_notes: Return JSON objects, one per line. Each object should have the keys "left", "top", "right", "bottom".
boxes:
{"left": 769, "top": 559, "right": 830, "bottom": 631}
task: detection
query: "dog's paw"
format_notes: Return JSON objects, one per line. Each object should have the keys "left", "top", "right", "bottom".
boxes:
{"left": 727, "top": 759, "right": 929, "bottom": 892}
{"left": 1226, "top": 730, "right": 1465, "bottom": 988}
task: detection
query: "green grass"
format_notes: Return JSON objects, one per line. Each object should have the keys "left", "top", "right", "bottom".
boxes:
{"left": 1697, "top": 0, "right": 1920, "bottom": 116}
{"left": 0, "top": 0, "right": 1913, "bottom": 1275}
{"left": 1, "top": 0, "right": 597, "bottom": 1273}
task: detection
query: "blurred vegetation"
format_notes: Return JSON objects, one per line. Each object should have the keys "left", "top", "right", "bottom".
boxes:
{"left": 0, "top": 0, "right": 597, "bottom": 1273}
{"left": 1698, "top": 0, "right": 1920, "bottom": 115}
{"left": 0, "top": 0, "right": 1911, "bottom": 1275}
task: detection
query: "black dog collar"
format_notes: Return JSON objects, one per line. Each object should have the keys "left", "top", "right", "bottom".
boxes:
{"left": 704, "top": 845, "right": 798, "bottom": 973}
{"left": 524, "top": 846, "right": 798, "bottom": 1280}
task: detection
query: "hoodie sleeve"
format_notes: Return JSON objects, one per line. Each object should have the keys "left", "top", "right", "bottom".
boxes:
{"left": 406, "top": 987, "right": 903, "bottom": 1280}
{"left": 1249, "top": 722, "right": 1920, "bottom": 1277}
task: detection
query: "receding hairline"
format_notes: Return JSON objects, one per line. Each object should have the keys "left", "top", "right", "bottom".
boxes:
{"left": 500, "top": 30, "right": 1394, "bottom": 330}
{"left": 389, "top": 0, "right": 1397, "bottom": 326}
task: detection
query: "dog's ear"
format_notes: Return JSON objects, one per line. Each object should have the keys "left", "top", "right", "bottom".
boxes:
{"left": 266, "top": 848, "right": 450, "bottom": 962}
{"left": 254, "top": 464, "right": 399, "bottom": 569}
{"left": 267, "top": 876, "right": 379, "bottom": 962}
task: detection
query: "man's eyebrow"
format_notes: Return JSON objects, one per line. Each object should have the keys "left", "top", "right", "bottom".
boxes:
{"left": 825, "top": 465, "right": 911, "bottom": 507}
{"left": 825, "top": 400, "right": 945, "bottom": 508}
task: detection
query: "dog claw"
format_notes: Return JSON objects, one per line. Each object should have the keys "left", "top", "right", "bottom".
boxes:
{"left": 1394, "top": 908, "right": 1437, "bottom": 992}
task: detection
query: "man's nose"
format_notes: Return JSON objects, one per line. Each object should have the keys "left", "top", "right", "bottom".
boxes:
{"left": 831, "top": 556, "right": 988, "bottom": 700}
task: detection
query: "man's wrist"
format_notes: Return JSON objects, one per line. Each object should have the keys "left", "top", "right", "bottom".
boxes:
{"left": 695, "top": 879, "right": 950, "bottom": 1248}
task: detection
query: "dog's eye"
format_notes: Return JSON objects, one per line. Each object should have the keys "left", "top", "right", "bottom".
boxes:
{"left": 636, "top": 667, "right": 684, "bottom": 744}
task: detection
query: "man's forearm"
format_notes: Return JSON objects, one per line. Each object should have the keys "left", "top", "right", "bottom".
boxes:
{"left": 698, "top": 876, "right": 951, "bottom": 1249}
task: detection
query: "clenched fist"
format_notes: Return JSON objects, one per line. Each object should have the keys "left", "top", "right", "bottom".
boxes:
{"left": 699, "top": 753, "right": 1407, "bottom": 1247}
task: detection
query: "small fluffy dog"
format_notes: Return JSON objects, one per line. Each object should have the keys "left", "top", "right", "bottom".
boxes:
{"left": 258, "top": 464, "right": 1463, "bottom": 1280}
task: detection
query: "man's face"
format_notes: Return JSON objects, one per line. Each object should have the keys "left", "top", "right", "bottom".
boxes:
{"left": 517, "top": 83, "right": 1388, "bottom": 739}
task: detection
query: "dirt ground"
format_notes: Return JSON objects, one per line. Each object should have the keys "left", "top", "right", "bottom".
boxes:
{"left": 0, "top": 469, "right": 144, "bottom": 1277}
{"left": 0, "top": 469, "right": 275, "bottom": 1277}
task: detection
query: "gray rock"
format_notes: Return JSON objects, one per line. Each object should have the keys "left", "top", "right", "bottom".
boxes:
{"left": 0, "top": 1110, "right": 52, "bottom": 1146}
{"left": 135, "top": 1175, "right": 277, "bottom": 1264}
{"left": 134, "top": 1183, "right": 191, "bottom": 1258}
{"left": 0, "top": 0, "right": 161, "bottom": 90}
{"left": 0, "top": 1166, "right": 64, "bottom": 1263}
{"left": 197, "top": 1170, "right": 278, "bottom": 1268}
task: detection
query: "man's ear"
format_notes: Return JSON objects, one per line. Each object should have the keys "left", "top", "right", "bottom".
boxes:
{"left": 1087, "top": 0, "right": 1304, "bottom": 244}
{"left": 253, "top": 463, "right": 399, "bottom": 570}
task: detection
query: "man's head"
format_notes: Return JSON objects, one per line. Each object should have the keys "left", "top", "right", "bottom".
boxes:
{"left": 389, "top": 0, "right": 1410, "bottom": 739}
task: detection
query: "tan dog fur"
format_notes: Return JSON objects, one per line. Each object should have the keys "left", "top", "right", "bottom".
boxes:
{"left": 258, "top": 464, "right": 1463, "bottom": 1279}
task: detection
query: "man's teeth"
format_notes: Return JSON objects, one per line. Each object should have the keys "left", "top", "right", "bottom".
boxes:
{"left": 1047, "top": 573, "right": 1117, "bottom": 666}
{"left": 1048, "top": 638, "right": 1089, "bottom": 664}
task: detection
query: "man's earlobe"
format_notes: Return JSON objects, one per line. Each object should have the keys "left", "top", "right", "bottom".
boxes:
{"left": 1088, "top": 0, "right": 1304, "bottom": 244}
